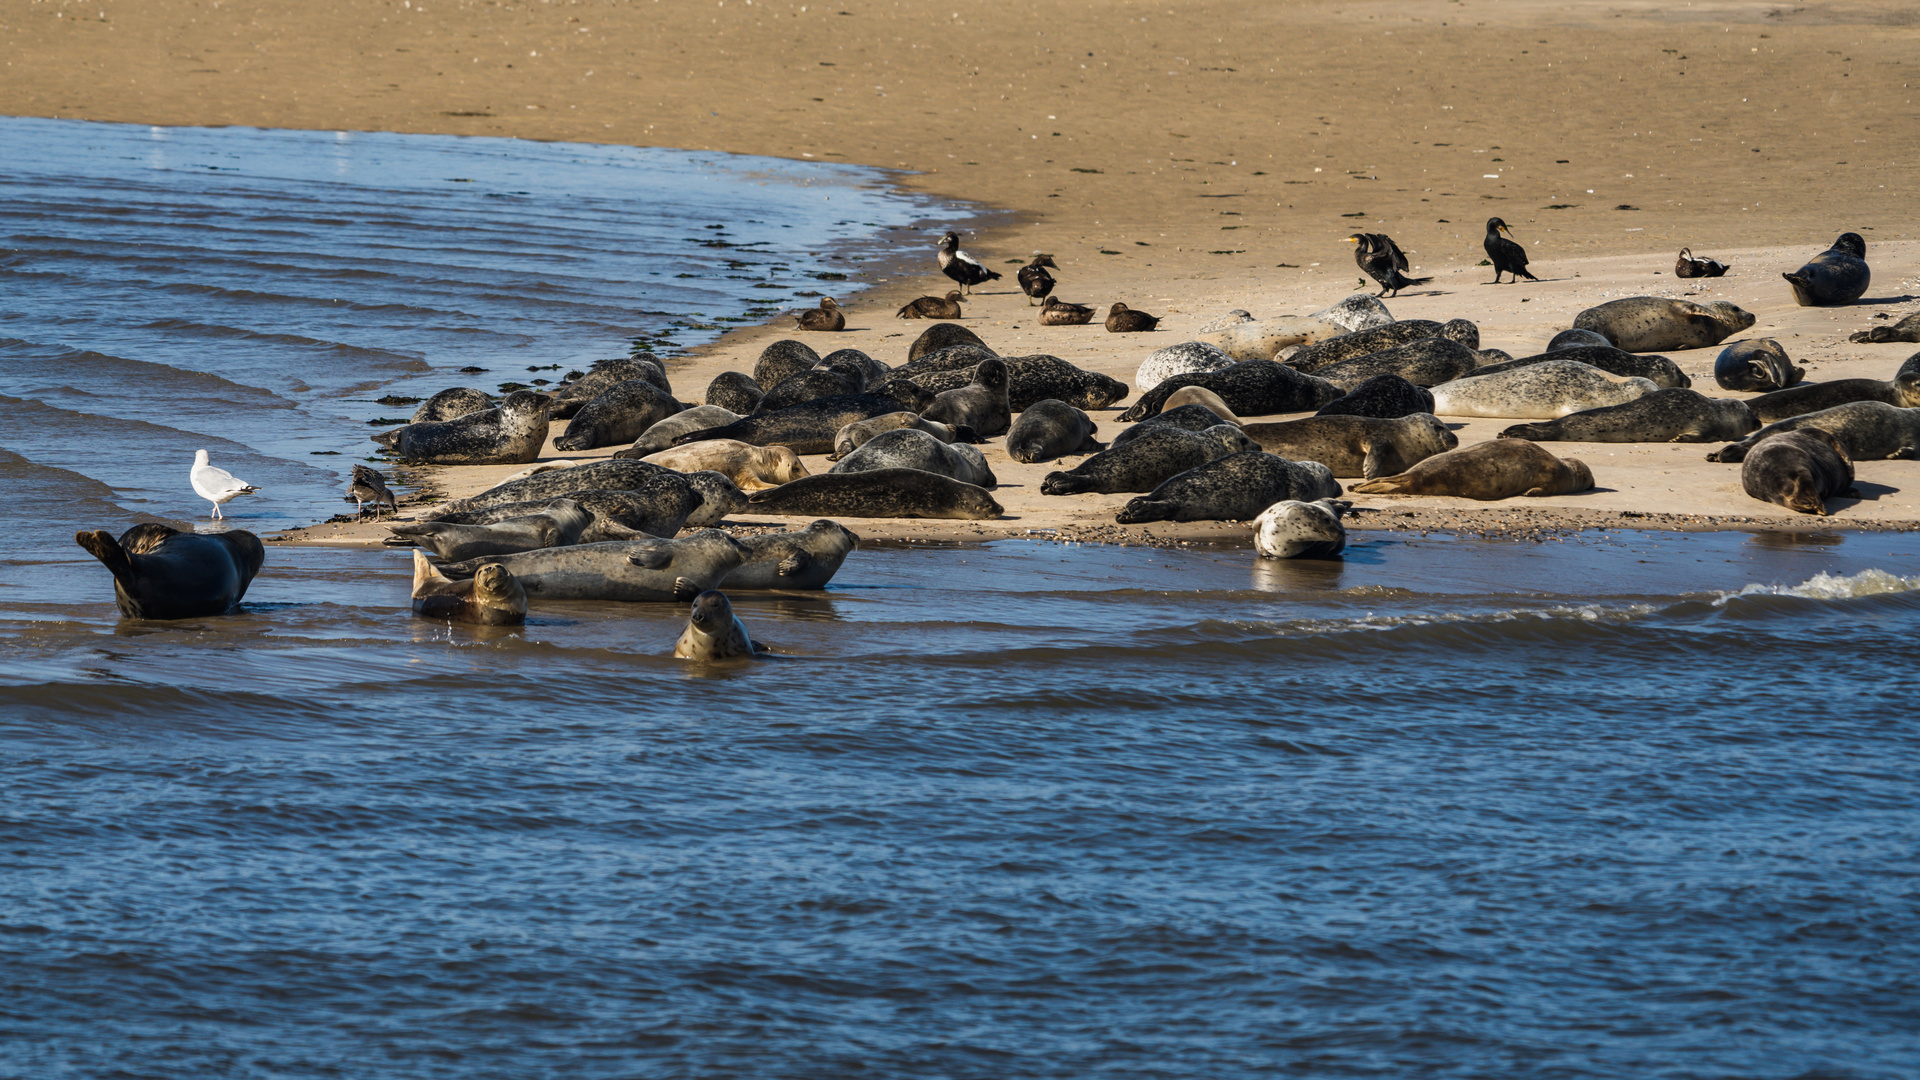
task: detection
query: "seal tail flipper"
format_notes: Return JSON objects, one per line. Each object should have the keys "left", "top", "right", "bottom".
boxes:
{"left": 1039, "top": 472, "right": 1094, "bottom": 497}
{"left": 1348, "top": 476, "right": 1412, "bottom": 495}
{"left": 1498, "top": 423, "right": 1551, "bottom": 441}
{"left": 410, "top": 549, "right": 460, "bottom": 596}
{"left": 1360, "top": 438, "right": 1406, "bottom": 481}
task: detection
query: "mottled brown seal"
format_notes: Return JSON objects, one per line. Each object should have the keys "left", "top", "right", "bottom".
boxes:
{"left": 1240, "top": 413, "right": 1458, "bottom": 479}
{"left": 371, "top": 389, "right": 552, "bottom": 465}
{"left": 1116, "top": 452, "right": 1342, "bottom": 524}
{"left": 1350, "top": 439, "right": 1593, "bottom": 500}
{"left": 411, "top": 551, "right": 527, "bottom": 626}
{"left": 720, "top": 519, "right": 861, "bottom": 590}
{"left": 1498, "top": 389, "right": 1757, "bottom": 444}
{"left": 745, "top": 470, "right": 1002, "bottom": 519}
{"left": 1707, "top": 401, "right": 1920, "bottom": 464}
{"left": 1571, "top": 297, "right": 1756, "bottom": 352}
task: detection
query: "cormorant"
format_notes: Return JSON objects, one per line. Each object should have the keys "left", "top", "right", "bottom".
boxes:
{"left": 1345, "top": 233, "right": 1432, "bottom": 297}
{"left": 1483, "top": 218, "right": 1538, "bottom": 283}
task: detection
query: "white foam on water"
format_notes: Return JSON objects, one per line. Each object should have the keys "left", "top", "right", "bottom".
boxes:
{"left": 1714, "top": 568, "right": 1920, "bottom": 607}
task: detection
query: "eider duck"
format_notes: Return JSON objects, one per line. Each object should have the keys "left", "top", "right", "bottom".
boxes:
{"left": 937, "top": 230, "right": 1002, "bottom": 294}
{"left": 1017, "top": 254, "right": 1059, "bottom": 305}
{"left": 896, "top": 291, "right": 965, "bottom": 320}
{"left": 345, "top": 464, "right": 396, "bottom": 519}
{"left": 1483, "top": 218, "right": 1538, "bottom": 284}
{"left": 1674, "top": 247, "right": 1730, "bottom": 279}
{"left": 1345, "top": 233, "right": 1431, "bottom": 298}
{"left": 1038, "top": 296, "right": 1095, "bottom": 326}
{"left": 794, "top": 296, "right": 846, "bottom": 332}
{"left": 1105, "top": 302, "right": 1161, "bottom": 333}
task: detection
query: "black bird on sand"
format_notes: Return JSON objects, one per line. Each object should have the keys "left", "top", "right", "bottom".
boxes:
{"left": 1674, "top": 247, "right": 1730, "bottom": 278}
{"left": 1017, "top": 254, "right": 1059, "bottom": 305}
{"left": 1483, "top": 218, "right": 1538, "bottom": 283}
{"left": 1345, "top": 233, "right": 1432, "bottom": 297}
{"left": 937, "top": 231, "right": 1002, "bottom": 294}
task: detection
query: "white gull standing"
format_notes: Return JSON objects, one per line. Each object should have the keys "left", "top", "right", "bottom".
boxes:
{"left": 191, "top": 449, "right": 259, "bottom": 519}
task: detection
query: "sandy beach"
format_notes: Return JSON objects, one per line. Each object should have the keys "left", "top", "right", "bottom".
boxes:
{"left": 5, "top": 0, "right": 1918, "bottom": 542}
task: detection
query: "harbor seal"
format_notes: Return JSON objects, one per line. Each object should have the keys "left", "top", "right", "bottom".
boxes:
{"left": 675, "top": 384, "right": 934, "bottom": 456}
{"left": 1240, "top": 413, "right": 1458, "bottom": 479}
{"left": 1784, "top": 232, "right": 1870, "bottom": 307}
{"left": 553, "top": 379, "right": 682, "bottom": 452}
{"left": 1314, "top": 374, "right": 1434, "bottom": 419}
{"left": 680, "top": 471, "right": 751, "bottom": 528}
{"left": 1472, "top": 345, "right": 1691, "bottom": 389}
{"left": 410, "top": 551, "right": 527, "bottom": 626}
{"left": 1741, "top": 429, "right": 1857, "bottom": 515}
{"left": 1252, "top": 499, "right": 1348, "bottom": 559}
{"left": 673, "top": 590, "right": 765, "bottom": 660}
{"left": 1160, "top": 386, "right": 1241, "bottom": 424}
{"left": 899, "top": 353, "right": 1127, "bottom": 412}
{"left": 1850, "top": 313, "right": 1920, "bottom": 345}
{"left": 438, "top": 459, "right": 672, "bottom": 513}
{"left": 830, "top": 429, "right": 997, "bottom": 488}
{"left": 622, "top": 405, "right": 742, "bottom": 457}
{"left": 1546, "top": 328, "right": 1613, "bottom": 352}
{"left": 1136, "top": 341, "right": 1234, "bottom": 393}
{"left": 1196, "top": 309, "right": 1256, "bottom": 334}
{"left": 704, "top": 370, "right": 765, "bottom": 414}
{"left": 890, "top": 343, "right": 1002, "bottom": 381}
{"left": 756, "top": 369, "right": 863, "bottom": 413}
{"left": 74, "top": 524, "right": 265, "bottom": 620}
{"left": 1746, "top": 361, "right": 1920, "bottom": 424}
{"left": 1350, "top": 439, "right": 1593, "bottom": 500}
{"left": 1571, "top": 297, "right": 1756, "bottom": 352}
{"left": 1707, "top": 401, "right": 1920, "bottom": 463}
{"left": 1312, "top": 337, "right": 1481, "bottom": 391}
{"left": 636, "top": 440, "right": 808, "bottom": 491}
{"left": 387, "top": 499, "right": 593, "bottom": 560}
{"left": 1006, "top": 399, "right": 1104, "bottom": 463}
{"left": 428, "top": 487, "right": 697, "bottom": 542}
{"left": 1431, "top": 360, "right": 1659, "bottom": 419}
{"left": 753, "top": 339, "right": 823, "bottom": 388}
{"left": 1109, "top": 404, "right": 1247, "bottom": 448}
{"left": 1714, "top": 338, "right": 1805, "bottom": 393}
{"left": 746, "top": 470, "right": 1003, "bottom": 519}
{"left": 1311, "top": 295, "right": 1396, "bottom": 332}
{"left": 410, "top": 387, "right": 493, "bottom": 423}
{"left": 1041, "top": 424, "right": 1258, "bottom": 496}
{"left": 830, "top": 412, "right": 981, "bottom": 460}
{"left": 436, "top": 529, "right": 749, "bottom": 602}
{"left": 720, "top": 519, "right": 860, "bottom": 590}
{"left": 1286, "top": 319, "right": 1476, "bottom": 373}
{"left": 920, "top": 357, "right": 1012, "bottom": 437}
{"left": 1199, "top": 315, "right": 1348, "bottom": 361}
{"left": 550, "top": 356, "right": 671, "bottom": 419}
{"left": 907, "top": 322, "right": 990, "bottom": 362}
{"left": 1118, "top": 360, "right": 1342, "bottom": 422}
{"left": 371, "top": 389, "right": 552, "bottom": 465}
{"left": 1115, "top": 452, "right": 1342, "bottom": 524}
{"left": 820, "top": 348, "right": 891, "bottom": 387}
{"left": 1499, "top": 388, "right": 1758, "bottom": 444}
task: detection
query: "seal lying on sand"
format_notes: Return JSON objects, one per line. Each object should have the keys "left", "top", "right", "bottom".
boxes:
{"left": 553, "top": 379, "right": 682, "bottom": 452}
{"left": 1241, "top": 413, "right": 1457, "bottom": 479}
{"left": 754, "top": 339, "right": 822, "bottom": 388}
{"left": 920, "top": 358, "right": 1012, "bottom": 437}
{"left": 1350, "top": 439, "right": 1593, "bottom": 500}
{"left": 410, "top": 550, "right": 527, "bottom": 625}
{"left": 74, "top": 524, "right": 265, "bottom": 620}
{"left": 1315, "top": 374, "right": 1434, "bottom": 419}
{"left": 1136, "top": 341, "right": 1235, "bottom": 393}
{"left": 1745, "top": 354, "right": 1920, "bottom": 423}
{"left": 1499, "top": 388, "right": 1757, "bottom": 444}
{"left": 704, "top": 371, "right": 764, "bottom": 415}
{"left": 1714, "top": 339, "right": 1804, "bottom": 393}
{"left": 1041, "top": 424, "right": 1258, "bottom": 495}
{"left": 1253, "top": 499, "right": 1348, "bottom": 559}
{"left": 634, "top": 440, "right": 808, "bottom": 491}
{"left": 372, "top": 389, "right": 552, "bottom": 465}
{"left": 1285, "top": 319, "right": 1477, "bottom": 372}
{"left": 1741, "top": 429, "right": 1857, "bottom": 515}
{"left": 436, "top": 460, "right": 672, "bottom": 513}
{"left": 623, "top": 406, "right": 742, "bottom": 457}
{"left": 1312, "top": 337, "right": 1480, "bottom": 391}
{"left": 1571, "top": 297, "right": 1756, "bottom": 352}
{"left": 411, "top": 387, "right": 494, "bottom": 423}
{"left": 1116, "top": 452, "right": 1342, "bottom": 524}
{"left": 549, "top": 357, "right": 671, "bottom": 419}
{"left": 1006, "top": 399, "right": 1103, "bottom": 463}
{"left": 1431, "top": 360, "right": 1658, "bottom": 419}
{"left": 746, "top": 470, "right": 1002, "bottom": 519}
{"left": 425, "top": 488, "right": 693, "bottom": 542}
{"left": 907, "top": 322, "right": 990, "bottom": 362}
{"left": 436, "top": 529, "right": 748, "bottom": 602}
{"left": 1707, "top": 401, "right": 1920, "bottom": 463}
{"left": 720, "top": 519, "right": 860, "bottom": 590}
{"left": 1849, "top": 313, "right": 1920, "bottom": 345}
{"left": 830, "top": 413, "right": 980, "bottom": 460}
{"left": 1118, "top": 360, "right": 1341, "bottom": 422}
{"left": 675, "top": 385, "right": 933, "bottom": 456}
{"left": 831, "top": 429, "right": 997, "bottom": 488}
{"left": 388, "top": 499, "right": 593, "bottom": 560}
{"left": 898, "top": 353, "right": 1127, "bottom": 412}
{"left": 673, "top": 590, "right": 766, "bottom": 660}
{"left": 1784, "top": 232, "right": 1870, "bottom": 307}
{"left": 1472, "top": 345, "right": 1691, "bottom": 389}
{"left": 1108, "top": 404, "right": 1244, "bottom": 448}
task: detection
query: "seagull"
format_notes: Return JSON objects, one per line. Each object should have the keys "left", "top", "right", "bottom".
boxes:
{"left": 937, "top": 230, "right": 1002, "bottom": 294}
{"left": 345, "top": 464, "right": 397, "bottom": 519}
{"left": 191, "top": 449, "right": 258, "bottom": 520}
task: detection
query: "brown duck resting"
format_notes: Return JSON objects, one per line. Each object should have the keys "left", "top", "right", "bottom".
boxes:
{"left": 1039, "top": 296, "right": 1095, "bottom": 326}
{"left": 1105, "top": 302, "right": 1161, "bottom": 333}
{"left": 794, "top": 296, "right": 846, "bottom": 332}
{"left": 896, "top": 291, "right": 965, "bottom": 319}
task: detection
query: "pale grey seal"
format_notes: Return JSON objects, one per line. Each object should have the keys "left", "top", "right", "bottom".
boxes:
{"left": 746, "top": 470, "right": 1003, "bottom": 519}
{"left": 1498, "top": 388, "right": 1757, "bottom": 444}
{"left": 1350, "top": 440, "right": 1593, "bottom": 500}
{"left": 1741, "top": 429, "right": 1857, "bottom": 515}
{"left": 622, "top": 405, "right": 743, "bottom": 457}
{"left": 829, "top": 429, "right": 997, "bottom": 488}
{"left": 388, "top": 498, "right": 593, "bottom": 560}
{"left": 674, "top": 590, "right": 765, "bottom": 660}
{"left": 1136, "top": 341, "right": 1235, "bottom": 393}
{"left": 371, "top": 389, "right": 552, "bottom": 465}
{"left": 1240, "top": 413, "right": 1458, "bottom": 479}
{"left": 1006, "top": 400, "right": 1103, "bottom": 464}
{"left": 74, "top": 523, "right": 265, "bottom": 620}
{"left": 1571, "top": 298, "right": 1756, "bottom": 352}
{"left": 1431, "top": 360, "right": 1659, "bottom": 419}
{"left": 1116, "top": 452, "right": 1342, "bottom": 524}
{"left": 1707, "top": 401, "right": 1920, "bottom": 463}
{"left": 1041, "top": 424, "right": 1258, "bottom": 496}
{"left": 1714, "top": 338, "right": 1805, "bottom": 393}
{"left": 436, "top": 529, "right": 749, "bottom": 603}
{"left": 410, "top": 551, "right": 527, "bottom": 626}
{"left": 1253, "top": 499, "right": 1348, "bottom": 559}
{"left": 720, "top": 519, "right": 860, "bottom": 590}
{"left": 1311, "top": 294, "right": 1396, "bottom": 332}
{"left": 1784, "top": 232, "right": 1870, "bottom": 307}
{"left": 1471, "top": 345, "right": 1691, "bottom": 389}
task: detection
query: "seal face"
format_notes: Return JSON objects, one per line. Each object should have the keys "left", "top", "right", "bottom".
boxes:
{"left": 831, "top": 429, "right": 997, "bottom": 488}
{"left": 1714, "top": 339, "right": 1805, "bottom": 393}
{"left": 1432, "top": 360, "right": 1659, "bottom": 420}
{"left": 1745, "top": 361, "right": 1920, "bottom": 424}
{"left": 1241, "top": 413, "right": 1458, "bottom": 479}
{"left": 372, "top": 389, "right": 552, "bottom": 465}
{"left": 746, "top": 470, "right": 1003, "bottom": 519}
{"left": 1006, "top": 399, "right": 1104, "bottom": 464}
{"left": 554, "top": 378, "right": 682, "bottom": 452}
{"left": 1314, "top": 374, "right": 1434, "bottom": 419}
{"left": 720, "top": 519, "right": 861, "bottom": 590}
{"left": 74, "top": 523, "right": 265, "bottom": 620}
{"left": 410, "top": 550, "right": 528, "bottom": 625}
{"left": 1349, "top": 439, "right": 1593, "bottom": 500}
{"left": 1499, "top": 388, "right": 1758, "bottom": 445}
{"left": 1783, "top": 232, "right": 1870, "bottom": 307}
{"left": 411, "top": 387, "right": 495, "bottom": 424}
{"left": 1136, "top": 341, "right": 1236, "bottom": 393}
{"left": 921, "top": 358, "right": 1012, "bottom": 437}
{"left": 1116, "top": 452, "right": 1343, "bottom": 524}
{"left": 1740, "top": 428, "right": 1857, "bottom": 515}
{"left": 1706, "top": 401, "right": 1920, "bottom": 464}
{"left": 1253, "top": 499, "right": 1348, "bottom": 559}
{"left": 673, "top": 590, "right": 764, "bottom": 660}
{"left": 1042, "top": 424, "right": 1257, "bottom": 496}
{"left": 1571, "top": 297, "right": 1756, "bottom": 352}
{"left": 1118, "top": 360, "right": 1342, "bottom": 423}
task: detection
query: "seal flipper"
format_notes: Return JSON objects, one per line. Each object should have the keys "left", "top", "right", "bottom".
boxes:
{"left": 776, "top": 551, "right": 813, "bottom": 577}
{"left": 627, "top": 549, "right": 673, "bottom": 570}
{"left": 1707, "top": 443, "right": 1749, "bottom": 463}
{"left": 673, "top": 577, "right": 699, "bottom": 601}
{"left": 1360, "top": 438, "right": 1406, "bottom": 481}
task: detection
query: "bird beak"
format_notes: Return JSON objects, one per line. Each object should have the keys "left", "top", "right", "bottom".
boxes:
{"left": 1344, "top": 237, "right": 1358, "bottom": 244}
{"left": 1501, "top": 224, "right": 1514, "bottom": 236}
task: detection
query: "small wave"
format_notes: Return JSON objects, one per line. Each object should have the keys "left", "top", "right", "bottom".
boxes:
{"left": 1714, "top": 569, "right": 1920, "bottom": 607}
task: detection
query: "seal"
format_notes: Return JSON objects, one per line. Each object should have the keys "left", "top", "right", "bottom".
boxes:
{"left": 410, "top": 387, "right": 494, "bottom": 424}
{"left": 674, "top": 590, "right": 766, "bottom": 660}
{"left": 621, "top": 405, "right": 743, "bottom": 457}
{"left": 675, "top": 384, "right": 935, "bottom": 456}
{"left": 1038, "top": 296, "right": 1096, "bottom": 326}
{"left": 1706, "top": 401, "right": 1920, "bottom": 464}
{"left": 74, "top": 523, "right": 265, "bottom": 620}
{"left": 831, "top": 429, "right": 997, "bottom": 488}
{"left": 1483, "top": 217, "right": 1538, "bottom": 283}
{"left": 1018, "top": 253, "right": 1059, "bottom": 305}
{"left": 820, "top": 348, "right": 892, "bottom": 388}
{"left": 1745, "top": 362, "right": 1920, "bottom": 424}
{"left": 1161, "top": 386, "right": 1241, "bottom": 424}
{"left": 754, "top": 339, "right": 823, "bottom": 388}
{"left": 1041, "top": 424, "right": 1259, "bottom": 496}
{"left": 1240, "top": 413, "right": 1458, "bottom": 479}
{"left": 1784, "top": 232, "right": 1870, "bottom": 307}
{"left": 1675, "top": 247, "right": 1730, "bottom": 279}
{"left": 1118, "top": 360, "right": 1342, "bottom": 423}
{"left": 435, "top": 528, "right": 749, "bottom": 602}
{"left": 1571, "top": 297, "right": 1756, "bottom": 352}
{"left": 1136, "top": 341, "right": 1236, "bottom": 393}
{"left": 410, "top": 551, "right": 528, "bottom": 626}
{"left": 429, "top": 487, "right": 696, "bottom": 542}
{"left": 902, "top": 353, "right": 1128, "bottom": 412}
{"left": 1253, "top": 499, "right": 1349, "bottom": 559}
{"left": 746, "top": 470, "right": 1003, "bottom": 519}
{"left": 720, "top": 519, "right": 861, "bottom": 590}
{"left": 679, "top": 471, "right": 751, "bottom": 529}
{"left": 704, "top": 371, "right": 765, "bottom": 415}
{"left": 907, "top": 322, "right": 990, "bottom": 362}
{"left": 897, "top": 291, "right": 966, "bottom": 319}
{"left": 1850, "top": 313, "right": 1920, "bottom": 345}
{"left": 1200, "top": 315, "right": 1347, "bottom": 361}
{"left": 1471, "top": 345, "right": 1691, "bottom": 389}
{"left": 1311, "top": 294, "right": 1396, "bottom": 332}
{"left": 1108, "top": 404, "right": 1246, "bottom": 448}
{"left": 438, "top": 459, "right": 673, "bottom": 514}
{"left": 937, "top": 230, "right": 1001, "bottom": 294}
{"left": 371, "top": 389, "right": 552, "bottom": 465}
{"left": 1545, "top": 328, "right": 1613, "bottom": 352}
{"left": 553, "top": 378, "right": 682, "bottom": 452}
{"left": 1285, "top": 319, "right": 1477, "bottom": 373}
{"left": 756, "top": 369, "right": 864, "bottom": 413}
{"left": 388, "top": 498, "right": 593, "bottom": 560}
{"left": 793, "top": 296, "right": 846, "bottom": 332}
{"left": 637, "top": 440, "right": 809, "bottom": 491}
{"left": 1116, "top": 452, "right": 1342, "bottom": 524}
{"left": 1430, "top": 360, "right": 1659, "bottom": 419}
{"left": 1741, "top": 428, "right": 1857, "bottom": 515}
{"left": 1313, "top": 337, "right": 1481, "bottom": 391}
{"left": 1105, "top": 303, "right": 1161, "bottom": 333}
{"left": 1350, "top": 439, "right": 1593, "bottom": 500}
{"left": 891, "top": 344, "right": 1001, "bottom": 381}
{"left": 1314, "top": 374, "right": 1434, "bottom": 419}
{"left": 1196, "top": 309, "right": 1256, "bottom": 334}
{"left": 549, "top": 356, "right": 672, "bottom": 419}
{"left": 1006, "top": 399, "right": 1104, "bottom": 464}
{"left": 1499, "top": 388, "right": 1758, "bottom": 444}
{"left": 830, "top": 412, "right": 981, "bottom": 460}
{"left": 1713, "top": 338, "right": 1805, "bottom": 393}
{"left": 1346, "top": 233, "right": 1431, "bottom": 297}
{"left": 921, "top": 357, "right": 1012, "bottom": 437}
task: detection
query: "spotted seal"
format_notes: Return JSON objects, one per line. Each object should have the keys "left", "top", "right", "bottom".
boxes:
{"left": 1741, "top": 429, "right": 1857, "bottom": 515}
{"left": 410, "top": 387, "right": 494, "bottom": 424}
{"left": 1240, "top": 413, "right": 1458, "bottom": 479}
{"left": 1136, "top": 341, "right": 1235, "bottom": 393}
{"left": 1253, "top": 499, "right": 1348, "bottom": 559}
{"left": 1350, "top": 439, "right": 1593, "bottom": 500}
{"left": 1707, "top": 401, "right": 1920, "bottom": 464}
{"left": 1006, "top": 400, "right": 1104, "bottom": 463}
{"left": 675, "top": 384, "right": 935, "bottom": 456}
{"left": 1118, "top": 360, "right": 1342, "bottom": 422}
{"left": 900, "top": 354, "right": 1128, "bottom": 412}
{"left": 1198, "top": 315, "right": 1349, "bottom": 361}
{"left": 1196, "top": 309, "right": 1256, "bottom": 334}
{"left": 745, "top": 470, "right": 1002, "bottom": 519}
{"left": 704, "top": 371, "right": 764, "bottom": 415}
{"left": 436, "top": 529, "right": 749, "bottom": 602}
{"left": 830, "top": 412, "right": 981, "bottom": 460}
{"left": 1571, "top": 298, "right": 1756, "bottom": 352}
{"left": 1108, "top": 404, "right": 1246, "bottom": 448}
{"left": 74, "top": 523, "right": 265, "bottom": 620}
{"left": 1745, "top": 354, "right": 1920, "bottom": 423}
{"left": 410, "top": 551, "right": 527, "bottom": 626}
{"left": 830, "top": 429, "right": 996, "bottom": 488}
{"left": 1713, "top": 338, "right": 1805, "bottom": 393}
{"left": 1546, "top": 328, "right": 1613, "bottom": 352}
{"left": 1042, "top": 425, "right": 1260, "bottom": 496}
{"left": 679, "top": 471, "right": 751, "bottom": 528}
{"left": 674, "top": 590, "right": 765, "bottom": 660}
{"left": 1313, "top": 294, "right": 1396, "bottom": 332}
{"left": 428, "top": 487, "right": 696, "bottom": 542}
{"left": 1285, "top": 319, "right": 1477, "bottom": 373}
{"left": 1313, "top": 337, "right": 1481, "bottom": 391}
{"left": 372, "top": 389, "right": 552, "bottom": 465}
{"left": 1850, "top": 313, "right": 1920, "bottom": 345}
{"left": 1431, "top": 360, "right": 1659, "bottom": 419}
{"left": 1314, "top": 374, "right": 1434, "bottom": 419}
{"left": 890, "top": 344, "right": 1003, "bottom": 382}
{"left": 1498, "top": 388, "right": 1758, "bottom": 444}
{"left": 821, "top": 348, "right": 891, "bottom": 387}
{"left": 907, "top": 322, "right": 991, "bottom": 362}
{"left": 753, "top": 339, "right": 823, "bottom": 388}
{"left": 1784, "top": 232, "right": 1870, "bottom": 307}
{"left": 756, "top": 369, "right": 864, "bottom": 413}
{"left": 621, "top": 405, "right": 742, "bottom": 457}
{"left": 921, "top": 358, "right": 1011, "bottom": 437}
{"left": 553, "top": 379, "right": 683, "bottom": 452}
{"left": 720, "top": 519, "right": 860, "bottom": 590}
{"left": 1116, "top": 452, "right": 1342, "bottom": 524}
{"left": 548, "top": 356, "right": 671, "bottom": 420}
{"left": 636, "top": 440, "right": 808, "bottom": 491}
{"left": 1471, "top": 345, "right": 1691, "bottom": 389}
{"left": 387, "top": 498, "right": 593, "bottom": 560}
{"left": 437, "top": 459, "right": 673, "bottom": 513}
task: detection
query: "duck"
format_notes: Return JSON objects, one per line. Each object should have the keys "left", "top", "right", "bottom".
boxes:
{"left": 1038, "top": 296, "right": 1095, "bottom": 326}
{"left": 1674, "top": 247, "right": 1730, "bottom": 278}
{"left": 345, "top": 464, "right": 397, "bottom": 519}
{"left": 794, "top": 296, "right": 846, "bottom": 332}
{"left": 1017, "top": 254, "right": 1059, "bottom": 305}
{"left": 1483, "top": 218, "right": 1538, "bottom": 283}
{"left": 1346, "top": 233, "right": 1431, "bottom": 297}
{"left": 896, "top": 291, "right": 966, "bottom": 319}
{"left": 937, "top": 230, "right": 1002, "bottom": 294}
{"left": 1104, "top": 302, "right": 1161, "bottom": 333}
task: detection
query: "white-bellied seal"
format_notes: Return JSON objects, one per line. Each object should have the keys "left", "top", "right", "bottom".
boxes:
{"left": 1471, "top": 345, "right": 1691, "bottom": 389}
{"left": 1161, "top": 386, "right": 1241, "bottom": 424}
{"left": 1042, "top": 424, "right": 1258, "bottom": 496}
{"left": 1018, "top": 254, "right": 1058, "bottom": 305}
{"left": 1106, "top": 303, "right": 1161, "bottom": 333}
{"left": 754, "top": 339, "right": 822, "bottom": 387}
{"left": 720, "top": 519, "right": 860, "bottom": 590}
{"left": 830, "top": 429, "right": 997, "bottom": 488}
{"left": 410, "top": 387, "right": 494, "bottom": 423}
{"left": 1571, "top": 298, "right": 1756, "bottom": 352}
{"left": 621, "top": 405, "right": 743, "bottom": 458}
{"left": 1253, "top": 499, "right": 1348, "bottom": 559}
{"left": 1286, "top": 319, "right": 1476, "bottom": 373}
{"left": 1006, "top": 399, "right": 1103, "bottom": 463}
{"left": 410, "top": 551, "right": 527, "bottom": 626}
{"left": 1741, "top": 429, "right": 1856, "bottom": 515}
{"left": 1431, "top": 360, "right": 1658, "bottom": 419}
{"left": 674, "top": 590, "right": 765, "bottom": 660}
{"left": 1347, "top": 233, "right": 1431, "bottom": 297}
{"left": 638, "top": 440, "right": 808, "bottom": 491}
{"left": 921, "top": 357, "right": 1012, "bottom": 437}
{"left": 1746, "top": 358, "right": 1920, "bottom": 424}
{"left": 1109, "top": 404, "right": 1244, "bottom": 448}
{"left": 1119, "top": 360, "right": 1342, "bottom": 422}
{"left": 1850, "top": 313, "right": 1920, "bottom": 345}
{"left": 1314, "top": 374, "right": 1434, "bottom": 419}
{"left": 746, "top": 470, "right": 1002, "bottom": 519}
{"left": 794, "top": 296, "right": 846, "bottom": 332}
{"left": 937, "top": 230, "right": 1001, "bottom": 294}
{"left": 1483, "top": 217, "right": 1537, "bottom": 283}
{"left": 553, "top": 379, "right": 682, "bottom": 452}
{"left": 1499, "top": 388, "right": 1757, "bottom": 444}
{"left": 907, "top": 322, "right": 990, "bottom": 362}
{"left": 1241, "top": 413, "right": 1458, "bottom": 479}
{"left": 1313, "top": 337, "right": 1481, "bottom": 391}
{"left": 190, "top": 449, "right": 258, "bottom": 520}
{"left": 1136, "top": 341, "right": 1235, "bottom": 393}
{"left": 675, "top": 384, "right": 934, "bottom": 456}
{"left": 1784, "top": 232, "right": 1870, "bottom": 307}
{"left": 898, "top": 354, "right": 1127, "bottom": 412}
{"left": 1546, "top": 328, "right": 1613, "bottom": 352}
{"left": 705, "top": 371, "right": 765, "bottom": 415}
{"left": 372, "top": 389, "right": 552, "bottom": 465}
{"left": 440, "top": 459, "right": 672, "bottom": 513}
{"left": 1714, "top": 338, "right": 1804, "bottom": 393}
{"left": 436, "top": 529, "right": 749, "bottom": 602}
{"left": 680, "top": 471, "right": 750, "bottom": 528}
{"left": 550, "top": 356, "right": 671, "bottom": 419}
{"left": 1351, "top": 439, "right": 1592, "bottom": 500}
{"left": 1312, "top": 295, "right": 1396, "bottom": 332}
{"left": 74, "top": 523, "right": 265, "bottom": 620}
{"left": 756, "top": 369, "right": 865, "bottom": 413}
{"left": 831, "top": 412, "right": 980, "bottom": 460}
{"left": 1116, "top": 452, "right": 1342, "bottom": 524}
{"left": 1707, "top": 401, "right": 1920, "bottom": 463}
{"left": 1038, "top": 296, "right": 1096, "bottom": 326}
{"left": 897, "top": 291, "right": 966, "bottom": 319}
{"left": 345, "top": 464, "right": 397, "bottom": 519}
{"left": 388, "top": 498, "right": 593, "bottom": 560}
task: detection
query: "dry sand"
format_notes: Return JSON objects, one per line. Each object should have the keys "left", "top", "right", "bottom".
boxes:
{"left": 6, "top": 0, "right": 1919, "bottom": 544}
